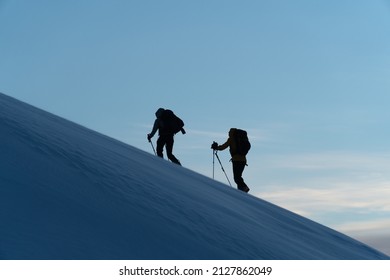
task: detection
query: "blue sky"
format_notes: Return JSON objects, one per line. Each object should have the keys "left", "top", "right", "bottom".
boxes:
{"left": 1, "top": 0, "right": 390, "bottom": 254}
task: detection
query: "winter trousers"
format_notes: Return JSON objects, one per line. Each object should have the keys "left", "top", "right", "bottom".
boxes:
{"left": 156, "top": 134, "right": 181, "bottom": 165}
{"left": 232, "top": 161, "right": 249, "bottom": 192}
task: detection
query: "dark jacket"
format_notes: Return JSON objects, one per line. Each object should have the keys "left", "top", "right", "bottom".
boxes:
{"left": 149, "top": 108, "right": 173, "bottom": 137}
{"left": 216, "top": 128, "right": 246, "bottom": 162}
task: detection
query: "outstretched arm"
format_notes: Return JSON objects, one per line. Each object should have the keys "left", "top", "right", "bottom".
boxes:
{"left": 214, "top": 138, "right": 230, "bottom": 151}
{"left": 147, "top": 119, "right": 159, "bottom": 141}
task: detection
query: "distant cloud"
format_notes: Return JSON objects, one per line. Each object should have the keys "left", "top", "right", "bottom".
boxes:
{"left": 257, "top": 180, "right": 390, "bottom": 254}
{"left": 264, "top": 151, "right": 390, "bottom": 171}
{"left": 337, "top": 219, "right": 390, "bottom": 235}
{"left": 338, "top": 219, "right": 390, "bottom": 255}
{"left": 351, "top": 234, "right": 390, "bottom": 256}
{"left": 252, "top": 151, "right": 390, "bottom": 246}
{"left": 259, "top": 180, "right": 390, "bottom": 215}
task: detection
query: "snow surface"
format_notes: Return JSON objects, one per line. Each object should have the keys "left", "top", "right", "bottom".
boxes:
{"left": 0, "top": 93, "right": 388, "bottom": 260}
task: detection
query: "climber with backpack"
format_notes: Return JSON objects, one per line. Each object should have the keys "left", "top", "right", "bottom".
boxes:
{"left": 147, "top": 108, "right": 185, "bottom": 165}
{"left": 211, "top": 128, "right": 251, "bottom": 193}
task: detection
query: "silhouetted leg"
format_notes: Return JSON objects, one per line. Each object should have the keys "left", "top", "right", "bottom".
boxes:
{"left": 165, "top": 135, "right": 181, "bottom": 165}
{"left": 233, "top": 161, "right": 249, "bottom": 192}
{"left": 156, "top": 136, "right": 165, "bottom": 158}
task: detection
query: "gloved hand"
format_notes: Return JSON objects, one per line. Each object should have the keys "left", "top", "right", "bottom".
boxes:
{"left": 211, "top": 142, "right": 218, "bottom": 150}
{"left": 147, "top": 134, "right": 152, "bottom": 142}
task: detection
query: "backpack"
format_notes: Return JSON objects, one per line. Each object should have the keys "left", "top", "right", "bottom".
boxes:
{"left": 160, "top": 109, "right": 185, "bottom": 134}
{"left": 234, "top": 129, "right": 251, "bottom": 156}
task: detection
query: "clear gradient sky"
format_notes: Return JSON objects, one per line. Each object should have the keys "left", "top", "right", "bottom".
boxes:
{"left": 1, "top": 0, "right": 390, "bottom": 254}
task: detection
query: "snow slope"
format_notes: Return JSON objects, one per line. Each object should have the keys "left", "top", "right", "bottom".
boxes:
{"left": 0, "top": 93, "right": 388, "bottom": 260}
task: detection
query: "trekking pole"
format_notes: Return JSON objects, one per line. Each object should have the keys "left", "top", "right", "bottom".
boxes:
{"left": 149, "top": 140, "right": 156, "bottom": 155}
{"left": 212, "top": 149, "right": 215, "bottom": 179}
{"left": 214, "top": 150, "right": 232, "bottom": 187}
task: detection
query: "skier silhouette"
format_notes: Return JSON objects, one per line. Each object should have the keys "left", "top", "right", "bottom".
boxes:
{"left": 211, "top": 128, "right": 250, "bottom": 193}
{"left": 147, "top": 108, "right": 185, "bottom": 165}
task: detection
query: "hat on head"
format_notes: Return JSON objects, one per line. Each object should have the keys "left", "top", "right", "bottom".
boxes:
{"left": 155, "top": 108, "right": 165, "bottom": 118}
